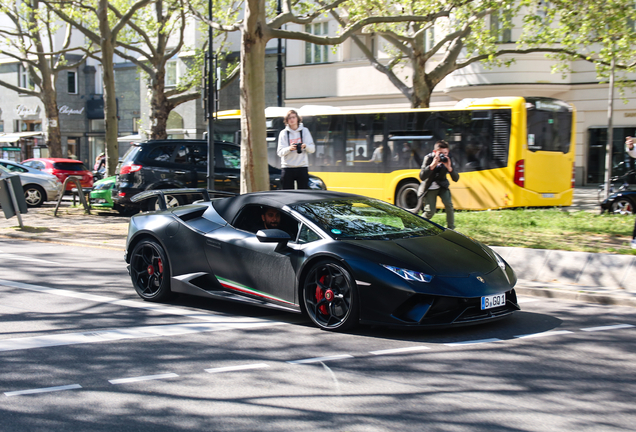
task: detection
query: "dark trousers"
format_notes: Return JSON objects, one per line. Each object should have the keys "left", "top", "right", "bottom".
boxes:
{"left": 281, "top": 167, "right": 309, "bottom": 189}
{"left": 422, "top": 187, "right": 455, "bottom": 229}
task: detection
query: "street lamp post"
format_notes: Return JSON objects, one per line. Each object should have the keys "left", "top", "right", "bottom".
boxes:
{"left": 206, "top": 0, "right": 215, "bottom": 191}
{"left": 603, "top": 52, "right": 615, "bottom": 201}
{"left": 276, "top": 0, "right": 283, "bottom": 107}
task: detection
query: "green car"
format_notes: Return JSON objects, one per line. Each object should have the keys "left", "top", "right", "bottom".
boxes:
{"left": 90, "top": 176, "right": 138, "bottom": 215}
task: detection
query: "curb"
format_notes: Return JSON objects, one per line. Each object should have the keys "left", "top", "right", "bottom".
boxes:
{"left": 515, "top": 286, "right": 636, "bottom": 308}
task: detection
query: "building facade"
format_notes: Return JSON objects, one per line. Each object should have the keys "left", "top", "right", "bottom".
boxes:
{"left": 280, "top": 20, "right": 636, "bottom": 186}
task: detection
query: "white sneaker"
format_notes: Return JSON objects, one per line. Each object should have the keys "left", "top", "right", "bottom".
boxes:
{"left": 631, "top": 239, "right": 636, "bottom": 249}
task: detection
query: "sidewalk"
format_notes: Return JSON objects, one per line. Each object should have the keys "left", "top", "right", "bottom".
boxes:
{"left": 1, "top": 188, "right": 635, "bottom": 308}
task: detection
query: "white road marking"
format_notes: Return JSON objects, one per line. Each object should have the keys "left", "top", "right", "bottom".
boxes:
{"left": 0, "top": 278, "right": 276, "bottom": 323}
{"left": 0, "top": 321, "right": 285, "bottom": 353}
{"left": 287, "top": 354, "right": 354, "bottom": 364}
{"left": 4, "top": 384, "right": 82, "bottom": 397}
{"left": 581, "top": 324, "right": 635, "bottom": 332}
{"left": 205, "top": 363, "right": 270, "bottom": 374}
{"left": 444, "top": 338, "right": 502, "bottom": 346}
{"left": 369, "top": 346, "right": 430, "bottom": 355}
{"left": 517, "top": 297, "right": 539, "bottom": 304}
{"left": 514, "top": 330, "right": 573, "bottom": 339}
{"left": 0, "top": 252, "right": 60, "bottom": 265}
{"left": 109, "top": 373, "right": 179, "bottom": 385}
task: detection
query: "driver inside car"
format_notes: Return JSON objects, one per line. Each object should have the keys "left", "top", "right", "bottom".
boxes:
{"left": 262, "top": 206, "right": 281, "bottom": 230}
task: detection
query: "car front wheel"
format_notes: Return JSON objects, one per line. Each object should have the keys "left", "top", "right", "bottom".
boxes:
{"left": 23, "top": 185, "right": 45, "bottom": 207}
{"left": 303, "top": 261, "right": 358, "bottom": 331}
{"left": 611, "top": 198, "right": 636, "bottom": 215}
{"left": 129, "top": 239, "right": 172, "bottom": 301}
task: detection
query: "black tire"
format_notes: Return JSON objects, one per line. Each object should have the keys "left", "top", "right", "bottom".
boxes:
{"left": 147, "top": 193, "right": 183, "bottom": 211}
{"left": 302, "top": 261, "right": 359, "bottom": 331}
{"left": 611, "top": 198, "right": 636, "bottom": 215}
{"left": 129, "top": 239, "right": 173, "bottom": 301}
{"left": 115, "top": 204, "right": 140, "bottom": 216}
{"left": 395, "top": 181, "right": 422, "bottom": 214}
{"left": 23, "top": 184, "right": 45, "bottom": 207}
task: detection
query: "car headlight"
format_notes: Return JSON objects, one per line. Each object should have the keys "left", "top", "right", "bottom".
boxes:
{"left": 381, "top": 264, "right": 433, "bottom": 283}
{"left": 308, "top": 177, "right": 326, "bottom": 190}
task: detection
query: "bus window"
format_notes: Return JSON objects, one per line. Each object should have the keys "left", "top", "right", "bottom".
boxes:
{"left": 311, "top": 115, "right": 344, "bottom": 171}
{"left": 213, "top": 118, "right": 240, "bottom": 143}
{"left": 526, "top": 97, "right": 572, "bottom": 153}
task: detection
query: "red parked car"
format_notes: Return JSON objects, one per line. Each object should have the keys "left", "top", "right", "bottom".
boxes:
{"left": 21, "top": 158, "right": 93, "bottom": 191}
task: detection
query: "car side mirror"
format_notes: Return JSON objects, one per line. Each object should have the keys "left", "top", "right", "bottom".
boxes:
{"left": 256, "top": 229, "right": 291, "bottom": 244}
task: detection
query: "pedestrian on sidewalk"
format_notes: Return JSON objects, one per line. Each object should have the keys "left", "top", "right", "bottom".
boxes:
{"left": 277, "top": 110, "right": 315, "bottom": 189}
{"left": 417, "top": 140, "right": 460, "bottom": 229}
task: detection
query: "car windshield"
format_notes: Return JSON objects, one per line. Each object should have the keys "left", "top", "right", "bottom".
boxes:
{"left": 53, "top": 162, "right": 88, "bottom": 171}
{"left": 291, "top": 198, "right": 444, "bottom": 240}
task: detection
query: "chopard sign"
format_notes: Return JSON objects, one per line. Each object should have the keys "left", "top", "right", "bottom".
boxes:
{"left": 15, "top": 104, "right": 41, "bottom": 116}
{"left": 59, "top": 105, "right": 85, "bottom": 115}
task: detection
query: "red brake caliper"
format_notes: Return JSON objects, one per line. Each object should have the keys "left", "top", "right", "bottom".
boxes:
{"left": 147, "top": 259, "right": 163, "bottom": 277}
{"left": 315, "top": 276, "right": 329, "bottom": 315}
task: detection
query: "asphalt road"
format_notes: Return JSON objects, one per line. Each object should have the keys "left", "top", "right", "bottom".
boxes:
{"left": 0, "top": 238, "right": 635, "bottom": 431}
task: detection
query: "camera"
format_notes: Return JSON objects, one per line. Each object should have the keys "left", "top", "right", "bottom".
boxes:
{"left": 296, "top": 144, "right": 302, "bottom": 154}
{"left": 439, "top": 154, "right": 448, "bottom": 163}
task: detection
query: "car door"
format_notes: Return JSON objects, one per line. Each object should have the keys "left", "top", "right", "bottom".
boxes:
{"left": 204, "top": 206, "right": 302, "bottom": 306}
{"left": 214, "top": 144, "right": 240, "bottom": 193}
{"left": 171, "top": 144, "right": 197, "bottom": 187}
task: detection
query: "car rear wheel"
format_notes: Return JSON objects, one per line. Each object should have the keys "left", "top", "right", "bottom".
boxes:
{"left": 395, "top": 181, "right": 422, "bottom": 214}
{"left": 303, "top": 261, "right": 358, "bottom": 331}
{"left": 147, "top": 193, "right": 183, "bottom": 211}
{"left": 23, "top": 185, "right": 45, "bottom": 207}
{"left": 129, "top": 239, "right": 173, "bottom": 301}
{"left": 611, "top": 198, "right": 636, "bottom": 215}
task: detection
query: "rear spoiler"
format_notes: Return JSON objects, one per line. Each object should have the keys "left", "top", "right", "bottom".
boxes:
{"left": 131, "top": 188, "right": 236, "bottom": 211}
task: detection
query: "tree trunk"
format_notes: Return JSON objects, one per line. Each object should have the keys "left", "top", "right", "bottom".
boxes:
{"left": 149, "top": 70, "right": 170, "bottom": 140}
{"left": 99, "top": 0, "right": 119, "bottom": 176}
{"left": 239, "top": 0, "right": 270, "bottom": 193}
{"left": 41, "top": 87, "right": 62, "bottom": 158}
{"left": 411, "top": 39, "right": 432, "bottom": 109}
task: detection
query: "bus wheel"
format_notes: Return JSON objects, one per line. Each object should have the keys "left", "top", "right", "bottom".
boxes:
{"left": 396, "top": 182, "right": 422, "bottom": 213}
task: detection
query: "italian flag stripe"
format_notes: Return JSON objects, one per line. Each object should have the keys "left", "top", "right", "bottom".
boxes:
{"left": 216, "top": 276, "right": 295, "bottom": 306}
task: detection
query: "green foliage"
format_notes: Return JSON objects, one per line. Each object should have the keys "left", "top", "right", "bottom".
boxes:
{"left": 519, "top": 0, "right": 636, "bottom": 91}
{"left": 431, "top": 208, "right": 636, "bottom": 254}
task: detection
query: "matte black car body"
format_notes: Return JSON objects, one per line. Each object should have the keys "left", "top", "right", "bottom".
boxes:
{"left": 113, "top": 139, "right": 326, "bottom": 211}
{"left": 124, "top": 190, "right": 519, "bottom": 330}
{"left": 600, "top": 190, "right": 636, "bottom": 215}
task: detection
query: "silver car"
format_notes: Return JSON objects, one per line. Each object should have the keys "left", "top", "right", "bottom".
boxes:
{"left": 0, "top": 159, "right": 63, "bottom": 207}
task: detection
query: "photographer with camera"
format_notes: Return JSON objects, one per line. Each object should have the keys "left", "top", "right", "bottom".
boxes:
{"left": 417, "top": 140, "right": 460, "bottom": 229}
{"left": 277, "top": 109, "right": 315, "bottom": 189}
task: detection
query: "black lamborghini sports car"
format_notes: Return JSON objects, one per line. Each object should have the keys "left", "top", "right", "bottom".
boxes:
{"left": 125, "top": 189, "right": 519, "bottom": 331}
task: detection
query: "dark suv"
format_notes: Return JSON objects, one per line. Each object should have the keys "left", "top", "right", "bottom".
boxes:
{"left": 113, "top": 140, "right": 326, "bottom": 211}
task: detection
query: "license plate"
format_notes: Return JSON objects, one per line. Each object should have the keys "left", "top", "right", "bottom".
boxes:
{"left": 481, "top": 293, "right": 506, "bottom": 310}
{"left": 70, "top": 175, "right": 83, "bottom": 179}
{"left": 542, "top": 193, "right": 555, "bottom": 198}
{"left": 94, "top": 199, "right": 107, "bottom": 204}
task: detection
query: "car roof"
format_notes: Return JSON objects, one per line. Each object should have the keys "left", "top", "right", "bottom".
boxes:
{"left": 26, "top": 158, "right": 85, "bottom": 163}
{"left": 132, "top": 139, "right": 230, "bottom": 146}
{"left": 213, "top": 190, "right": 364, "bottom": 223}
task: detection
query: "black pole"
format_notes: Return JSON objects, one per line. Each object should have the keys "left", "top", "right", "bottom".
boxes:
{"left": 206, "top": 0, "right": 215, "bottom": 190}
{"left": 276, "top": 0, "right": 283, "bottom": 107}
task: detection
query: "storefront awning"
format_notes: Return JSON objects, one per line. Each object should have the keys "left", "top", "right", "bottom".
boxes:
{"left": 0, "top": 132, "right": 43, "bottom": 143}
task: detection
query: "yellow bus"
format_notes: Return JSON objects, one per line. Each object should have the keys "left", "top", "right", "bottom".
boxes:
{"left": 214, "top": 96, "right": 575, "bottom": 211}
